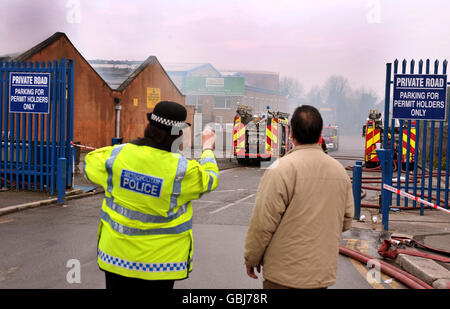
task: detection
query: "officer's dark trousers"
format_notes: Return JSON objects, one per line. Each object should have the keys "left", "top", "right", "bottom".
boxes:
{"left": 105, "top": 271, "right": 175, "bottom": 289}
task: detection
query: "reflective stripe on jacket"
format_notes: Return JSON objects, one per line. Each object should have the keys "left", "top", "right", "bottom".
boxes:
{"left": 84, "top": 143, "right": 219, "bottom": 280}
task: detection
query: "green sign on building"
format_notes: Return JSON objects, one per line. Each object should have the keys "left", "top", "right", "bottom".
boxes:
{"left": 186, "top": 76, "right": 245, "bottom": 96}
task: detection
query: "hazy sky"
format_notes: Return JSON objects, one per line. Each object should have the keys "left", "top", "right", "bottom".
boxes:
{"left": 1, "top": 0, "right": 450, "bottom": 98}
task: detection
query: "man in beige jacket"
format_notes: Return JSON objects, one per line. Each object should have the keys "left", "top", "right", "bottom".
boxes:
{"left": 244, "top": 105, "right": 354, "bottom": 289}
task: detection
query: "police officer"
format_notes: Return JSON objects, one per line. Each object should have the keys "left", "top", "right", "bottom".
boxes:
{"left": 84, "top": 101, "right": 218, "bottom": 289}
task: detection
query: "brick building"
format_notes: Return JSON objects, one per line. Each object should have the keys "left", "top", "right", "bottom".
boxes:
{"left": 163, "top": 64, "right": 289, "bottom": 155}
{"left": 224, "top": 70, "right": 290, "bottom": 115}
{"left": 14, "top": 32, "right": 116, "bottom": 148}
{"left": 164, "top": 63, "right": 245, "bottom": 150}
{"left": 5, "top": 32, "right": 192, "bottom": 149}
{"left": 113, "top": 57, "right": 190, "bottom": 143}
{"left": 163, "top": 63, "right": 244, "bottom": 124}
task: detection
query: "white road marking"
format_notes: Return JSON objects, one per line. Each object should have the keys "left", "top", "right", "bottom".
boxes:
{"left": 212, "top": 189, "right": 246, "bottom": 193}
{"left": 218, "top": 167, "right": 241, "bottom": 175}
{"left": 195, "top": 200, "right": 254, "bottom": 205}
{"left": 195, "top": 200, "right": 224, "bottom": 204}
{"left": 0, "top": 218, "right": 14, "bottom": 224}
{"left": 209, "top": 194, "right": 256, "bottom": 214}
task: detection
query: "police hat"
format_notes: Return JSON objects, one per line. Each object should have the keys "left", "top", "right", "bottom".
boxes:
{"left": 147, "top": 101, "right": 190, "bottom": 132}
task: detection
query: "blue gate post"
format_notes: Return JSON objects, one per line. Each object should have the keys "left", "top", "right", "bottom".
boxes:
{"left": 377, "top": 149, "right": 393, "bottom": 231}
{"left": 383, "top": 63, "right": 392, "bottom": 150}
{"left": 0, "top": 59, "right": 74, "bottom": 194}
{"left": 352, "top": 161, "right": 363, "bottom": 220}
{"left": 57, "top": 157, "right": 67, "bottom": 204}
{"left": 112, "top": 137, "right": 123, "bottom": 146}
{"left": 66, "top": 59, "right": 75, "bottom": 188}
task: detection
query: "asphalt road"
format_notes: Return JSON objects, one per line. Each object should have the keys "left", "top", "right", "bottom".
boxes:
{"left": 0, "top": 135, "right": 405, "bottom": 289}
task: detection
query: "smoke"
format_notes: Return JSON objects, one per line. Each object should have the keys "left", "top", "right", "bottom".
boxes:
{"left": 283, "top": 75, "right": 380, "bottom": 134}
{"left": 0, "top": 0, "right": 67, "bottom": 55}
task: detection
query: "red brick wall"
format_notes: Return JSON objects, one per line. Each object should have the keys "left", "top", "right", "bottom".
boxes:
{"left": 118, "top": 58, "right": 190, "bottom": 142}
{"left": 23, "top": 36, "right": 115, "bottom": 149}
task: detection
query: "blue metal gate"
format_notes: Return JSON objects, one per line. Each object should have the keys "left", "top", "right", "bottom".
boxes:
{"left": 376, "top": 59, "right": 449, "bottom": 230}
{"left": 0, "top": 58, "right": 74, "bottom": 195}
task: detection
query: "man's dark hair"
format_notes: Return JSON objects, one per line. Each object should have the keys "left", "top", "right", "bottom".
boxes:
{"left": 290, "top": 105, "right": 323, "bottom": 144}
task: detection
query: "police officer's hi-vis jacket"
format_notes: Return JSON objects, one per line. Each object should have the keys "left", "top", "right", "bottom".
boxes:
{"left": 84, "top": 141, "right": 219, "bottom": 280}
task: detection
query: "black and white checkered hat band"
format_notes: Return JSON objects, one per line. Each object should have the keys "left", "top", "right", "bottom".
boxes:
{"left": 151, "top": 113, "right": 184, "bottom": 127}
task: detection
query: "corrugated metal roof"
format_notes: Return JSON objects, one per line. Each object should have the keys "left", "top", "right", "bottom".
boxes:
{"left": 219, "top": 71, "right": 241, "bottom": 77}
{"left": 245, "top": 85, "right": 283, "bottom": 96}
{"left": 0, "top": 52, "right": 21, "bottom": 62}
{"left": 162, "top": 63, "right": 209, "bottom": 72}
{"left": 234, "top": 70, "right": 279, "bottom": 75}
{"left": 116, "top": 56, "right": 183, "bottom": 96}
{"left": 89, "top": 60, "right": 142, "bottom": 89}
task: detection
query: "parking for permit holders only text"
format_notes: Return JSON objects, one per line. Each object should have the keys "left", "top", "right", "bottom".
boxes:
{"left": 393, "top": 74, "right": 447, "bottom": 121}
{"left": 9, "top": 72, "right": 51, "bottom": 114}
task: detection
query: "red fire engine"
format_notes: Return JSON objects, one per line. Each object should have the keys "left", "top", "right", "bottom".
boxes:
{"left": 362, "top": 110, "right": 416, "bottom": 168}
{"left": 233, "top": 106, "right": 291, "bottom": 164}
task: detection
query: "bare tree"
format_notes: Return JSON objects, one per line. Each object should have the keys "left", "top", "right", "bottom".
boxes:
{"left": 280, "top": 76, "right": 305, "bottom": 113}
{"left": 280, "top": 76, "right": 304, "bottom": 99}
{"left": 304, "top": 86, "right": 324, "bottom": 108}
{"left": 320, "top": 76, "right": 379, "bottom": 134}
{"left": 322, "top": 75, "right": 351, "bottom": 108}
{"left": 284, "top": 74, "right": 379, "bottom": 133}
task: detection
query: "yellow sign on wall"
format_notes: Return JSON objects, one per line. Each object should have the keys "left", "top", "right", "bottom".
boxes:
{"left": 147, "top": 88, "right": 161, "bottom": 109}
{"left": 133, "top": 98, "right": 138, "bottom": 106}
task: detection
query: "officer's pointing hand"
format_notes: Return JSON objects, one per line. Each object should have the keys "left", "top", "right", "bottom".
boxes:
{"left": 202, "top": 126, "right": 216, "bottom": 151}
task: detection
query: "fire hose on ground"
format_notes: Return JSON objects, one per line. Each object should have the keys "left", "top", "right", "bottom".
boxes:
{"left": 342, "top": 160, "right": 450, "bottom": 288}
{"left": 338, "top": 245, "right": 433, "bottom": 289}
{"left": 378, "top": 237, "right": 450, "bottom": 263}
